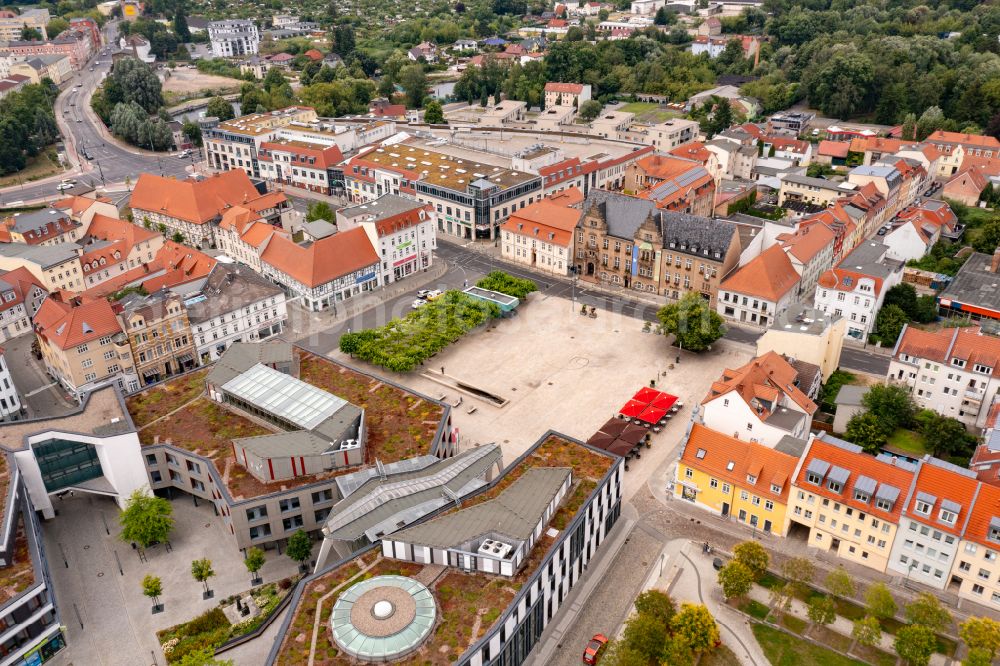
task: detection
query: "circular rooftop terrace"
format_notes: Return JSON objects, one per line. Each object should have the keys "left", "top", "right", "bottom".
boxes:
{"left": 330, "top": 575, "right": 436, "bottom": 661}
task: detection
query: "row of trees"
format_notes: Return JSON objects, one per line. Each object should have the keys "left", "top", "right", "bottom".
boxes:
{"left": 92, "top": 57, "right": 177, "bottom": 151}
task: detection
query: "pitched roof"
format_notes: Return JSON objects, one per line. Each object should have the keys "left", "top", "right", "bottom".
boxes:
{"left": 261, "top": 227, "right": 378, "bottom": 288}
{"left": 818, "top": 140, "right": 850, "bottom": 158}
{"left": 130, "top": 170, "right": 267, "bottom": 226}
{"left": 962, "top": 482, "right": 1000, "bottom": 548}
{"left": 502, "top": 198, "right": 582, "bottom": 247}
{"left": 259, "top": 139, "right": 344, "bottom": 170}
{"left": 703, "top": 350, "right": 817, "bottom": 416}
{"left": 544, "top": 82, "right": 585, "bottom": 94}
{"left": 795, "top": 435, "right": 916, "bottom": 522}
{"left": 581, "top": 190, "right": 656, "bottom": 240}
{"left": 719, "top": 244, "right": 799, "bottom": 301}
{"left": 680, "top": 423, "right": 799, "bottom": 503}
{"left": 777, "top": 223, "right": 835, "bottom": 264}
{"left": 895, "top": 326, "right": 1000, "bottom": 378}
{"left": 668, "top": 141, "right": 714, "bottom": 164}
{"left": 926, "top": 131, "right": 1000, "bottom": 150}
{"left": 905, "top": 458, "right": 981, "bottom": 536}
{"left": 34, "top": 296, "right": 122, "bottom": 350}
{"left": 816, "top": 267, "right": 885, "bottom": 296}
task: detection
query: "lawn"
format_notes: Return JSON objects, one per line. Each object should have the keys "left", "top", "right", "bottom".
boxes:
{"left": 886, "top": 429, "right": 925, "bottom": 456}
{"left": 617, "top": 101, "right": 681, "bottom": 123}
{"left": 752, "top": 623, "right": 866, "bottom": 666}
{"left": 850, "top": 644, "right": 898, "bottom": 666}
{"left": 736, "top": 598, "right": 770, "bottom": 620}
{"left": 125, "top": 369, "right": 209, "bottom": 427}
{"left": 0, "top": 148, "right": 65, "bottom": 187}
{"left": 701, "top": 644, "right": 741, "bottom": 666}
{"left": 810, "top": 624, "right": 852, "bottom": 653}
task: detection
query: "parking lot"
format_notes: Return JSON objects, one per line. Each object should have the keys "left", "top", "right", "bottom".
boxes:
{"left": 328, "top": 293, "right": 753, "bottom": 501}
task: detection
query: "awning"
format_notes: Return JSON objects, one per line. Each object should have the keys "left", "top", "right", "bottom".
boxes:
{"left": 393, "top": 254, "right": 417, "bottom": 267}
{"left": 587, "top": 432, "right": 616, "bottom": 450}
{"left": 619, "top": 423, "right": 649, "bottom": 445}
{"left": 178, "top": 353, "right": 194, "bottom": 364}
{"left": 619, "top": 400, "right": 647, "bottom": 419}
{"left": 638, "top": 406, "right": 667, "bottom": 424}
{"left": 607, "top": 439, "right": 637, "bottom": 457}
{"left": 652, "top": 393, "right": 678, "bottom": 411}
{"left": 632, "top": 387, "right": 660, "bottom": 404}
{"left": 940, "top": 499, "right": 962, "bottom": 514}
{"left": 596, "top": 418, "right": 627, "bottom": 438}
{"left": 142, "top": 369, "right": 159, "bottom": 379}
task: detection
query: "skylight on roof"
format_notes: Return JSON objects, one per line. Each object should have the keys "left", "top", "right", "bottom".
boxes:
{"left": 696, "top": 448, "right": 706, "bottom": 459}
{"left": 726, "top": 461, "right": 735, "bottom": 471}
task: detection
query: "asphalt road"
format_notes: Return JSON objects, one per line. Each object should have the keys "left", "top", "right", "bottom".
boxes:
{"left": 0, "top": 20, "right": 190, "bottom": 206}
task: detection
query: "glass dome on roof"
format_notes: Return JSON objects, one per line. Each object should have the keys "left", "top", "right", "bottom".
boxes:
{"left": 330, "top": 575, "right": 436, "bottom": 661}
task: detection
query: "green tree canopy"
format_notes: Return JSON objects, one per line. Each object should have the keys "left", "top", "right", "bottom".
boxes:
{"left": 961, "top": 617, "right": 1000, "bottom": 662}
{"left": 286, "top": 530, "right": 312, "bottom": 565}
{"left": 895, "top": 624, "right": 938, "bottom": 666}
{"left": 579, "top": 99, "right": 602, "bottom": 121}
{"left": 852, "top": 615, "right": 882, "bottom": 648}
{"left": 669, "top": 604, "right": 720, "bottom": 656}
{"left": 190, "top": 558, "right": 215, "bottom": 593}
{"left": 807, "top": 596, "right": 836, "bottom": 627}
{"left": 871, "top": 304, "right": 909, "bottom": 346}
{"left": 732, "top": 541, "right": 769, "bottom": 581}
{"left": 845, "top": 411, "right": 891, "bottom": 454}
{"left": 633, "top": 589, "right": 676, "bottom": 627}
{"left": 206, "top": 96, "right": 235, "bottom": 122}
{"left": 717, "top": 561, "right": 753, "bottom": 601}
{"left": 862, "top": 384, "right": 917, "bottom": 431}
{"left": 245, "top": 547, "right": 266, "bottom": 577}
{"left": 142, "top": 574, "right": 163, "bottom": 602}
{"left": 656, "top": 293, "right": 725, "bottom": 352}
{"left": 825, "top": 567, "right": 856, "bottom": 599}
{"left": 865, "top": 582, "right": 898, "bottom": 621}
{"left": 916, "top": 409, "right": 977, "bottom": 458}
{"left": 399, "top": 64, "right": 428, "bottom": 108}
{"left": 307, "top": 201, "right": 335, "bottom": 222}
{"left": 119, "top": 489, "right": 174, "bottom": 548}
{"left": 904, "top": 592, "right": 952, "bottom": 634}
{"left": 621, "top": 612, "right": 668, "bottom": 664}
{"left": 424, "top": 99, "right": 445, "bottom": 124}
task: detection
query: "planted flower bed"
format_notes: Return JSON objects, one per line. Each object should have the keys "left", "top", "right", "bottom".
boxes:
{"left": 157, "top": 579, "right": 294, "bottom": 663}
{"left": 475, "top": 271, "right": 538, "bottom": 299}
{"left": 339, "top": 291, "right": 501, "bottom": 372}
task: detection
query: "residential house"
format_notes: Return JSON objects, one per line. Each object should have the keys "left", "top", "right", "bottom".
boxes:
{"left": 706, "top": 138, "right": 757, "bottom": 181}
{"left": 8, "top": 53, "right": 72, "bottom": 84}
{"left": 787, "top": 434, "right": 916, "bottom": 573}
{"left": 925, "top": 131, "right": 1000, "bottom": 176}
{"left": 776, "top": 222, "right": 836, "bottom": 299}
{"left": 180, "top": 264, "right": 287, "bottom": 364}
{"left": 699, "top": 350, "right": 818, "bottom": 446}
{"left": 832, "top": 385, "right": 866, "bottom": 433}
{"left": 717, "top": 245, "right": 800, "bottom": 328}
{"left": 943, "top": 168, "right": 987, "bottom": 206}
{"left": 644, "top": 119, "right": 700, "bottom": 152}
{"left": 814, "top": 240, "right": 903, "bottom": 341}
{"left": 889, "top": 325, "right": 1000, "bottom": 429}
{"left": 117, "top": 290, "right": 197, "bottom": 388}
{"left": 755, "top": 303, "right": 845, "bottom": 383}
{"left": 501, "top": 190, "right": 582, "bottom": 276}
{"left": 257, "top": 139, "right": 345, "bottom": 195}
{"left": 767, "top": 111, "right": 813, "bottom": 136}
{"left": 675, "top": 423, "right": 800, "bottom": 536}
{"left": 0, "top": 243, "right": 83, "bottom": 292}
{"left": 215, "top": 206, "right": 287, "bottom": 272}
{"left": 208, "top": 20, "right": 259, "bottom": 57}
{"left": 0, "top": 8, "right": 49, "bottom": 41}
{"left": 0, "top": 267, "right": 45, "bottom": 343}
{"left": 260, "top": 227, "right": 379, "bottom": 311}
{"left": 778, "top": 174, "right": 857, "bottom": 208}
{"left": 886, "top": 457, "right": 981, "bottom": 590}
{"left": 543, "top": 82, "right": 591, "bottom": 108}
{"left": 626, "top": 154, "right": 716, "bottom": 217}
{"left": 336, "top": 194, "right": 437, "bottom": 284}
{"left": 33, "top": 296, "right": 137, "bottom": 399}
{"left": 815, "top": 141, "right": 850, "bottom": 167}
{"left": 0, "top": 349, "right": 22, "bottom": 420}
{"left": 0, "top": 207, "right": 82, "bottom": 246}
{"left": 668, "top": 142, "right": 724, "bottom": 186}
{"left": 78, "top": 214, "right": 164, "bottom": 291}
{"left": 407, "top": 41, "right": 438, "bottom": 63}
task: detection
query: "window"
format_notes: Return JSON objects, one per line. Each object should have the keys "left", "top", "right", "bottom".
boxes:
{"left": 974, "top": 584, "right": 986, "bottom": 595}
{"left": 246, "top": 506, "right": 267, "bottom": 521}
{"left": 979, "top": 569, "right": 991, "bottom": 581}
{"left": 311, "top": 489, "right": 333, "bottom": 503}
{"left": 740, "top": 490, "right": 749, "bottom": 501}
{"left": 960, "top": 561, "right": 971, "bottom": 572}
{"left": 828, "top": 480, "right": 842, "bottom": 493}
{"left": 279, "top": 498, "right": 300, "bottom": 513}
{"left": 876, "top": 498, "right": 893, "bottom": 511}
{"left": 764, "top": 500, "right": 774, "bottom": 511}
{"left": 282, "top": 515, "right": 304, "bottom": 531}
{"left": 770, "top": 483, "right": 782, "bottom": 494}
{"left": 854, "top": 490, "right": 870, "bottom": 503}
{"left": 940, "top": 509, "right": 957, "bottom": 525}
{"left": 249, "top": 524, "right": 271, "bottom": 540}
{"left": 722, "top": 483, "right": 731, "bottom": 494}
{"left": 685, "top": 468, "right": 693, "bottom": 479}
{"left": 806, "top": 472, "right": 823, "bottom": 485}
{"left": 915, "top": 500, "right": 932, "bottom": 515}
{"left": 710, "top": 478, "right": 718, "bottom": 489}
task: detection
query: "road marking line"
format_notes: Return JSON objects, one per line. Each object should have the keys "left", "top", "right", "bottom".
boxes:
{"left": 25, "top": 382, "right": 58, "bottom": 397}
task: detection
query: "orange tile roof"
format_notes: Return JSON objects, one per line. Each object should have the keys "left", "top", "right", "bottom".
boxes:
{"left": 86, "top": 213, "right": 159, "bottom": 248}
{"left": 794, "top": 436, "right": 916, "bottom": 522}
{"left": 130, "top": 170, "right": 268, "bottom": 226}
{"left": 777, "top": 223, "right": 835, "bottom": 264}
{"left": 906, "top": 459, "right": 981, "bottom": 537}
{"left": 719, "top": 244, "right": 799, "bottom": 302}
{"left": 703, "top": 350, "right": 817, "bottom": 416}
{"left": 53, "top": 194, "right": 107, "bottom": 217}
{"left": 34, "top": 296, "right": 122, "bottom": 350}
{"left": 963, "top": 482, "right": 1000, "bottom": 548}
{"left": 818, "top": 140, "right": 850, "bottom": 158}
{"left": 259, "top": 140, "right": 344, "bottom": 170}
{"left": 544, "top": 82, "right": 584, "bottom": 94}
{"left": 547, "top": 186, "right": 585, "bottom": 206}
{"left": 502, "top": 198, "right": 582, "bottom": 247}
{"left": 926, "top": 131, "right": 1000, "bottom": 150}
{"left": 961, "top": 154, "right": 1000, "bottom": 178}
{"left": 261, "top": 227, "right": 378, "bottom": 288}
{"left": 634, "top": 154, "right": 701, "bottom": 181}
{"left": 817, "top": 267, "right": 885, "bottom": 296}
{"left": 679, "top": 423, "right": 799, "bottom": 503}
{"left": 895, "top": 326, "right": 1000, "bottom": 379}
{"left": 848, "top": 136, "right": 903, "bottom": 154}
{"left": 668, "top": 141, "right": 713, "bottom": 164}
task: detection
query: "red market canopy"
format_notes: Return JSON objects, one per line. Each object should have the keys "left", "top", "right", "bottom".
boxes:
{"left": 632, "top": 387, "right": 661, "bottom": 404}
{"left": 619, "top": 400, "right": 647, "bottom": 419}
{"left": 652, "top": 393, "right": 678, "bottom": 411}
{"left": 638, "top": 406, "right": 668, "bottom": 424}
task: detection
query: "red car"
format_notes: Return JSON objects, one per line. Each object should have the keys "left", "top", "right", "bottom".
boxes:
{"left": 582, "top": 634, "right": 608, "bottom": 665}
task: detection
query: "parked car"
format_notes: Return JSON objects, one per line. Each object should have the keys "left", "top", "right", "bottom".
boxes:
{"left": 582, "top": 634, "right": 608, "bottom": 665}
{"left": 411, "top": 298, "right": 427, "bottom": 310}
{"left": 416, "top": 289, "right": 433, "bottom": 298}
{"left": 424, "top": 289, "right": 444, "bottom": 300}
{"left": 177, "top": 149, "right": 191, "bottom": 158}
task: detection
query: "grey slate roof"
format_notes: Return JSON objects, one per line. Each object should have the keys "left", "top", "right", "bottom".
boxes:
{"left": 338, "top": 194, "right": 426, "bottom": 223}
{"left": 205, "top": 340, "right": 294, "bottom": 387}
{"left": 323, "top": 444, "right": 503, "bottom": 543}
{"left": 774, "top": 435, "right": 808, "bottom": 457}
{"left": 0, "top": 241, "right": 78, "bottom": 268}
{"left": 834, "top": 385, "right": 867, "bottom": 408}
{"left": 582, "top": 190, "right": 655, "bottom": 240}
{"left": 840, "top": 241, "right": 903, "bottom": 280}
{"left": 658, "top": 211, "right": 735, "bottom": 258}
{"left": 183, "top": 265, "right": 283, "bottom": 325}
{"left": 388, "top": 467, "right": 571, "bottom": 548}
{"left": 938, "top": 252, "right": 1000, "bottom": 315}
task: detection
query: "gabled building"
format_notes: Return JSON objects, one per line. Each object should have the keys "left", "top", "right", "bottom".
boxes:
{"left": 215, "top": 205, "right": 286, "bottom": 273}
{"left": 78, "top": 214, "right": 164, "bottom": 291}
{"left": 717, "top": 245, "right": 800, "bottom": 328}
{"left": 33, "top": 296, "right": 136, "bottom": 399}
{"left": 407, "top": 41, "right": 438, "bottom": 63}
{"left": 699, "top": 350, "right": 818, "bottom": 446}
{"left": 787, "top": 434, "right": 916, "bottom": 573}
{"left": 0, "top": 267, "right": 45, "bottom": 343}
{"left": 675, "top": 423, "right": 800, "bottom": 536}
{"left": 886, "top": 457, "right": 981, "bottom": 590}
{"left": 776, "top": 223, "right": 836, "bottom": 299}
{"left": 889, "top": 325, "right": 1000, "bottom": 429}
{"left": 628, "top": 154, "right": 716, "bottom": 218}
{"left": 116, "top": 290, "right": 197, "bottom": 388}
{"left": 0, "top": 349, "right": 22, "bottom": 421}
{"left": 260, "top": 227, "right": 379, "bottom": 311}
{"left": 814, "top": 241, "right": 903, "bottom": 341}
{"left": 501, "top": 191, "right": 582, "bottom": 276}
{"left": 543, "top": 82, "right": 591, "bottom": 108}
{"left": 336, "top": 194, "right": 437, "bottom": 285}
{"left": 257, "top": 139, "right": 345, "bottom": 195}
{"left": 0, "top": 207, "right": 81, "bottom": 246}
{"left": 951, "top": 482, "right": 1000, "bottom": 606}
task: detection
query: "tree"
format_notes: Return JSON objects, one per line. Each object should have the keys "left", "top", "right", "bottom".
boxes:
{"left": 915, "top": 409, "right": 975, "bottom": 457}
{"left": 825, "top": 567, "right": 856, "bottom": 599}
{"left": 46, "top": 18, "right": 69, "bottom": 37}
{"left": 142, "top": 574, "right": 163, "bottom": 610}
{"left": 182, "top": 121, "right": 202, "bottom": 147}
{"left": 862, "top": 384, "right": 917, "bottom": 431}
{"left": 732, "top": 541, "right": 768, "bottom": 581}
{"left": 173, "top": 10, "right": 191, "bottom": 42}
{"left": 119, "top": 489, "right": 174, "bottom": 548}
{"left": 656, "top": 292, "right": 725, "bottom": 352}
{"left": 102, "top": 57, "right": 163, "bottom": 114}
{"left": 670, "top": 603, "right": 720, "bottom": 657}
{"left": 654, "top": 6, "right": 673, "bottom": 25}
{"left": 871, "top": 304, "right": 909, "bottom": 346}
{"left": 191, "top": 558, "right": 215, "bottom": 597}
{"left": 961, "top": 617, "right": 1000, "bottom": 662}
{"left": 807, "top": 50, "right": 876, "bottom": 119}
{"left": 633, "top": 589, "right": 676, "bottom": 627}
{"left": 904, "top": 593, "right": 951, "bottom": 634}
{"left": 780, "top": 557, "right": 815, "bottom": 598}
{"left": 262, "top": 67, "right": 287, "bottom": 94}
{"left": 424, "top": 99, "right": 445, "bottom": 124}
{"left": 965, "top": 648, "right": 994, "bottom": 666}
{"left": 175, "top": 648, "right": 234, "bottom": 666}
{"left": 895, "top": 624, "right": 937, "bottom": 666}
{"left": 845, "top": 411, "right": 890, "bottom": 454}
{"left": 808, "top": 596, "right": 836, "bottom": 628}
{"left": 852, "top": 615, "right": 882, "bottom": 648}
{"left": 768, "top": 583, "right": 792, "bottom": 613}
{"left": 865, "top": 582, "right": 897, "bottom": 621}
{"left": 883, "top": 283, "right": 918, "bottom": 320}
{"left": 717, "top": 561, "right": 753, "bottom": 601}
{"left": 171, "top": 231, "right": 185, "bottom": 244}
{"left": 306, "top": 201, "right": 334, "bottom": 222}
{"left": 206, "top": 96, "right": 235, "bottom": 122}
{"left": 621, "top": 612, "right": 668, "bottom": 664}
{"left": 399, "top": 65, "right": 428, "bottom": 108}
{"left": 20, "top": 26, "right": 42, "bottom": 41}
{"left": 286, "top": 530, "right": 312, "bottom": 570}
{"left": 245, "top": 546, "right": 265, "bottom": 583}
{"left": 579, "top": 99, "right": 602, "bottom": 121}
{"left": 916, "top": 106, "right": 946, "bottom": 141}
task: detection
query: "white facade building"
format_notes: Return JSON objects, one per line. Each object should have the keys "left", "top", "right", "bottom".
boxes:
{"left": 0, "top": 350, "right": 22, "bottom": 422}
{"left": 208, "top": 20, "right": 260, "bottom": 57}
{"left": 336, "top": 195, "right": 437, "bottom": 286}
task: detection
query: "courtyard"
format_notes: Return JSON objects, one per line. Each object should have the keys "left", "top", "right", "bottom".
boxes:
{"left": 328, "top": 294, "right": 753, "bottom": 501}
{"left": 42, "top": 493, "right": 305, "bottom": 666}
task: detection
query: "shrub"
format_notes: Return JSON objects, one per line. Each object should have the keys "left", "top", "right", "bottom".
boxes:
{"left": 476, "top": 271, "right": 538, "bottom": 299}
{"left": 279, "top": 577, "right": 293, "bottom": 590}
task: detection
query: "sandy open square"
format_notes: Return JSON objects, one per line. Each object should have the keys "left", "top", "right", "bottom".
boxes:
{"left": 327, "top": 293, "right": 753, "bottom": 500}
{"left": 162, "top": 68, "right": 243, "bottom": 95}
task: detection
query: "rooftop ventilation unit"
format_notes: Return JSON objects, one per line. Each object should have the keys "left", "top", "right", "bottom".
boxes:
{"left": 478, "top": 538, "right": 513, "bottom": 559}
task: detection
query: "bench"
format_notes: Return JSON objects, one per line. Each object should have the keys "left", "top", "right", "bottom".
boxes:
{"left": 467, "top": 406, "right": 478, "bottom": 415}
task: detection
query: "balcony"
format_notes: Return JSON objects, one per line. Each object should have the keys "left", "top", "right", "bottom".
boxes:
{"left": 965, "top": 389, "right": 983, "bottom": 402}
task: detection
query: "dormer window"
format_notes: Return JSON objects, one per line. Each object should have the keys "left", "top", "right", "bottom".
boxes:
{"left": 940, "top": 509, "right": 957, "bottom": 525}
{"left": 974, "top": 363, "right": 993, "bottom": 375}
{"left": 951, "top": 358, "right": 966, "bottom": 368}
{"left": 695, "top": 448, "right": 706, "bottom": 459}
{"left": 770, "top": 483, "right": 782, "bottom": 494}
{"left": 726, "top": 461, "right": 735, "bottom": 471}
{"left": 876, "top": 497, "right": 893, "bottom": 511}
{"left": 747, "top": 474, "right": 757, "bottom": 485}
{"left": 914, "top": 492, "right": 935, "bottom": 516}
{"left": 989, "top": 518, "right": 1000, "bottom": 543}
{"left": 826, "top": 466, "right": 849, "bottom": 494}
{"left": 828, "top": 480, "right": 843, "bottom": 493}
{"left": 854, "top": 490, "right": 870, "bottom": 503}
{"left": 939, "top": 499, "right": 961, "bottom": 525}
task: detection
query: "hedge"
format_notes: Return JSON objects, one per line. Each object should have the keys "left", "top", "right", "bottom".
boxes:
{"left": 476, "top": 271, "right": 538, "bottom": 300}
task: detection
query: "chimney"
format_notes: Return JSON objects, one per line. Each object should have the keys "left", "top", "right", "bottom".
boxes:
{"left": 992, "top": 248, "right": 1000, "bottom": 274}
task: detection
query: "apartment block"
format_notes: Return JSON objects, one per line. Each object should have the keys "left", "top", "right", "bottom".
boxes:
{"left": 0, "top": 351, "right": 22, "bottom": 421}
{"left": 336, "top": 195, "right": 437, "bottom": 285}
{"left": 117, "top": 291, "right": 197, "bottom": 388}
{"left": 208, "top": 20, "right": 259, "bottom": 57}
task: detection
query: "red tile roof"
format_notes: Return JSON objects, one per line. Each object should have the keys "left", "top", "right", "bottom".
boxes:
{"left": 817, "top": 267, "right": 885, "bottom": 296}
{"left": 905, "top": 459, "right": 981, "bottom": 537}
{"left": 259, "top": 140, "right": 344, "bottom": 170}
{"left": 778, "top": 223, "right": 835, "bottom": 264}
{"left": 926, "top": 131, "right": 1000, "bottom": 150}
{"left": 502, "top": 197, "right": 582, "bottom": 247}
{"left": 964, "top": 482, "right": 1000, "bottom": 546}
{"left": 34, "top": 296, "right": 122, "bottom": 350}
{"left": 130, "top": 170, "right": 267, "bottom": 226}
{"left": 680, "top": 423, "right": 799, "bottom": 503}
{"left": 895, "top": 326, "right": 1000, "bottom": 379}
{"left": 668, "top": 141, "right": 713, "bottom": 164}
{"left": 818, "top": 140, "right": 850, "bottom": 158}
{"left": 719, "top": 245, "right": 799, "bottom": 302}
{"left": 795, "top": 436, "right": 916, "bottom": 522}
{"left": 703, "top": 350, "right": 817, "bottom": 416}
{"left": 544, "top": 82, "right": 585, "bottom": 94}
{"left": 261, "top": 227, "right": 378, "bottom": 288}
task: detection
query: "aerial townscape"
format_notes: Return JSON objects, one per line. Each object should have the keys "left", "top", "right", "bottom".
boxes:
{"left": 2, "top": 0, "right": 1000, "bottom": 666}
